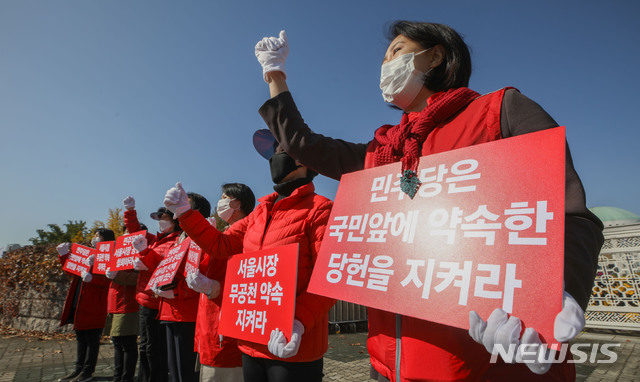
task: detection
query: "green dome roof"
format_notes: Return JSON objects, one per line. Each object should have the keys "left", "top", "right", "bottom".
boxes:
{"left": 589, "top": 206, "right": 640, "bottom": 227}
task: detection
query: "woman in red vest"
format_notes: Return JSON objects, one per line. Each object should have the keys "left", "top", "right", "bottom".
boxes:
{"left": 56, "top": 229, "right": 111, "bottom": 382}
{"left": 253, "top": 22, "right": 604, "bottom": 381}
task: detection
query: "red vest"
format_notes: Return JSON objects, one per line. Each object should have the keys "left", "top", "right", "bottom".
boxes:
{"left": 364, "top": 88, "right": 574, "bottom": 381}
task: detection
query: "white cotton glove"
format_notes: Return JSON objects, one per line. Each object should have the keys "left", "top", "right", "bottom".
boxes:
{"left": 133, "top": 257, "right": 148, "bottom": 271}
{"left": 123, "top": 196, "right": 136, "bottom": 210}
{"left": 85, "top": 254, "right": 95, "bottom": 266}
{"left": 206, "top": 217, "right": 217, "bottom": 226}
{"left": 468, "top": 291, "right": 585, "bottom": 375}
{"left": 80, "top": 270, "right": 93, "bottom": 283}
{"left": 164, "top": 182, "right": 191, "bottom": 218}
{"left": 186, "top": 271, "right": 220, "bottom": 298}
{"left": 151, "top": 282, "right": 175, "bottom": 299}
{"left": 105, "top": 267, "right": 118, "bottom": 280}
{"left": 268, "top": 319, "right": 304, "bottom": 359}
{"left": 132, "top": 235, "right": 148, "bottom": 253}
{"left": 255, "top": 30, "right": 289, "bottom": 82}
{"left": 56, "top": 242, "right": 71, "bottom": 256}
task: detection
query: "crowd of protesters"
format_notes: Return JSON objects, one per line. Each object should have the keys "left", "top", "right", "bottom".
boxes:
{"left": 53, "top": 19, "right": 603, "bottom": 382}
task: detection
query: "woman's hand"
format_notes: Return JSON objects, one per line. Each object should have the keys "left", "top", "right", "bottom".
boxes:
{"left": 255, "top": 30, "right": 289, "bottom": 83}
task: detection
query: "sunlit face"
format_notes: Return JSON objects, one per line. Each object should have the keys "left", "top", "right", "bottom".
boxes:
{"left": 383, "top": 35, "right": 431, "bottom": 74}
{"left": 159, "top": 214, "right": 176, "bottom": 232}
{"left": 221, "top": 193, "right": 241, "bottom": 210}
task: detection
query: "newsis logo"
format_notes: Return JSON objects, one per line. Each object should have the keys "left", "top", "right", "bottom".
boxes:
{"left": 489, "top": 343, "right": 621, "bottom": 364}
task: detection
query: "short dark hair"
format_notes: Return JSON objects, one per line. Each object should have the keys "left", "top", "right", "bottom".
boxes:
{"left": 188, "top": 192, "right": 212, "bottom": 218}
{"left": 387, "top": 21, "right": 472, "bottom": 92}
{"left": 221, "top": 183, "right": 256, "bottom": 217}
{"left": 96, "top": 228, "right": 115, "bottom": 242}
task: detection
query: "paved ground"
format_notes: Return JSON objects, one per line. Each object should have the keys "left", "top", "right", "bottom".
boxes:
{"left": 0, "top": 329, "right": 638, "bottom": 381}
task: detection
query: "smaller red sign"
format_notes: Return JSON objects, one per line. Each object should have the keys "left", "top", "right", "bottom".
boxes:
{"left": 93, "top": 241, "right": 114, "bottom": 275}
{"left": 184, "top": 240, "right": 203, "bottom": 277}
{"left": 219, "top": 243, "right": 299, "bottom": 345}
{"left": 146, "top": 238, "right": 192, "bottom": 290}
{"left": 110, "top": 230, "right": 147, "bottom": 271}
{"left": 63, "top": 244, "right": 94, "bottom": 277}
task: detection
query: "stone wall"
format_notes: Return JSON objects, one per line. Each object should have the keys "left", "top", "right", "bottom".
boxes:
{"left": 10, "top": 282, "right": 70, "bottom": 333}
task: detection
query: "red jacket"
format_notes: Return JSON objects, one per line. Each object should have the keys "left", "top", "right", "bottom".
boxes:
{"left": 124, "top": 209, "right": 181, "bottom": 309}
{"left": 107, "top": 272, "right": 139, "bottom": 314}
{"left": 364, "top": 89, "right": 574, "bottom": 381}
{"left": 59, "top": 253, "right": 110, "bottom": 330}
{"left": 179, "top": 182, "right": 336, "bottom": 363}
{"left": 140, "top": 235, "right": 200, "bottom": 322}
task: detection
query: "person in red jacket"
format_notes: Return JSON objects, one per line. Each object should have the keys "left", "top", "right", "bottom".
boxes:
{"left": 163, "top": 142, "right": 336, "bottom": 382}
{"left": 135, "top": 193, "right": 212, "bottom": 382}
{"left": 56, "top": 228, "right": 112, "bottom": 382}
{"left": 186, "top": 182, "right": 256, "bottom": 382}
{"left": 253, "top": 23, "right": 605, "bottom": 381}
{"left": 123, "top": 200, "right": 179, "bottom": 382}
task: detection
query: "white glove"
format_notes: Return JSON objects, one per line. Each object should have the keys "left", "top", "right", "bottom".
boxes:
{"left": 255, "top": 30, "right": 289, "bottom": 82}
{"left": 133, "top": 257, "right": 148, "bottom": 271}
{"left": 56, "top": 242, "right": 71, "bottom": 256}
{"left": 206, "top": 216, "right": 217, "bottom": 226}
{"left": 85, "top": 254, "right": 95, "bottom": 266}
{"left": 268, "top": 319, "right": 304, "bottom": 359}
{"left": 132, "top": 235, "right": 148, "bottom": 253}
{"left": 164, "top": 182, "right": 191, "bottom": 218}
{"left": 186, "top": 271, "right": 220, "bottom": 298}
{"left": 105, "top": 267, "right": 118, "bottom": 280}
{"left": 80, "top": 270, "right": 93, "bottom": 283}
{"left": 151, "top": 282, "right": 175, "bottom": 299}
{"left": 469, "top": 291, "right": 585, "bottom": 374}
{"left": 123, "top": 196, "right": 136, "bottom": 210}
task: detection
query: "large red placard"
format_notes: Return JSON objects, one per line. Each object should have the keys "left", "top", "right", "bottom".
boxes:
{"left": 93, "top": 241, "right": 114, "bottom": 275}
{"left": 307, "top": 127, "right": 566, "bottom": 343}
{"left": 219, "top": 243, "right": 299, "bottom": 345}
{"left": 183, "top": 240, "right": 203, "bottom": 277}
{"left": 110, "top": 230, "right": 146, "bottom": 271}
{"left": 63, "top": 244, "right": 94, "bottom": 277}
{"left": 146, "top": 238, "right": 191, "bottom": 290}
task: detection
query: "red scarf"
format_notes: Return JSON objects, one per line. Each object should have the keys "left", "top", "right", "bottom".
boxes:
{"left": 373, "top": 87, "right": 480, "bottom": 172}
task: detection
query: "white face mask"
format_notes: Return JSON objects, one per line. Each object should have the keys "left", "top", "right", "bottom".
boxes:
{"left": 217, "top": 198, "right": 237, "bottom": 223}
{"left": 158, "top": 220, "right": 173, "bottom": 233}
{"left": 380, "top": 49, "right": 430, "bottom": 110}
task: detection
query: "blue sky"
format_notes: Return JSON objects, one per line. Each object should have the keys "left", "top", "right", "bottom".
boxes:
{"left": 1, "top": 0, "right": 639, "bottom": 248}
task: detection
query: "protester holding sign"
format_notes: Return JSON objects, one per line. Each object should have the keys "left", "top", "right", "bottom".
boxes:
{"left": 254, "top": 22, "right": 604, "bottom": 381}
{"left": 56, "top": 229, "right": 112, "bottom": 382}
{"left": 186, "top": 182, "right": 256, "bottom": 382}
{"left": 164, "top": 143, "right": 335, "bottom": 382}
{"left": 137, "top": 192, "right": 211, "bottom": 382}
{"left": 123, "top": 199, "right": 179, "bottom": 382}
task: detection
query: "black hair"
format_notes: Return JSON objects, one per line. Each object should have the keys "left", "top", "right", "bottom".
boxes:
{"left": 188, "top": 192, "right": 212, "bottom": 218}
{"left": 96, "top": 228, "right": 115, "bottom": 242}
{"left": 221, "top": 183, "right": 256, "bottom": 217}
{"left": 387, "top": 21, "right": 472, "bottom": 92}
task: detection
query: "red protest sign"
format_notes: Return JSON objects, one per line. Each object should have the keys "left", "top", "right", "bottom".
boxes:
{"left": 110, "top": 230, "right": 146, "bottom": 271}
{"left": 219, "top": 243, "right": 298, "bottom": 345}
{"left": 63, "top": 244, "right": 94, "bottom": 277}
{"left": 307, "top": 127, "right": 566, "bottom": 344}
{"left": 93, "top": 241, "right": 114, "bottom": 275}
{"left": 146, "top": 238, "right": 191, "bottom": 290}
{"left": 183, "top": 240, "right": 203, "bottom": 277}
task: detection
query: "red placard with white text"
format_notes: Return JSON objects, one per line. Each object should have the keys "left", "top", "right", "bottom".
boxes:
{"left": 146, "top": 238, "right": 191, "bottom": 290}
{"left": 184, "top": 240, "right": 203, "bottom": 277}
{"left": 219, "top": 243, "right": 298, "bottom": 345}
{"left": 93, "top": 241, "right": 114, "bottom": 275}
{"left": 110, "top": 230, "right": 146, "bottom": 271}
{"left": 308, "top": 127, "right": 566, "bottom": 344}
{"left": 63, "top": 244, "right": 95, "bottom": 277}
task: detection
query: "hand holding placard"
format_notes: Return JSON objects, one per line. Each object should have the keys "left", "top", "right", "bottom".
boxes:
{"left": 267, "top": 319, "right": 304, "bottom": 359}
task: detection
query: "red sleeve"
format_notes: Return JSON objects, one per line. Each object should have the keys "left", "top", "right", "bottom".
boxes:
{"left": 294, "top": 200, "right": 337, "bottom": 331}
{"left": 178, "top": 209, "right": 246, "bottom": 260}
{"left": 139, "top": 247, "right": 163, "bottom": 271}
{"left": 124, "top": 209, "right": 157, "bottom": 245}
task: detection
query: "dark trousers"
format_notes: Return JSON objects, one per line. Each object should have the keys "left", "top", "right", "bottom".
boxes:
{"left": 112, "top": 335, "right": 138, "bottom": 382}
{"left": 138, "top": 306, "right": 167, "bottom": 382}
{"left": 241, "top": 354, "right": 323, "bottom": 382}
{"left": 164, "top": 321, "right": 199, "bottom": 382}
{"left": 74, "top": 328, "right": 102, "bottom": 376}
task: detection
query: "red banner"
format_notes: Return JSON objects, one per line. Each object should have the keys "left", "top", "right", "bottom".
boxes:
{"left": 63, "top": 244, "right": 94, "bottom": 277}
{"left": 307, "top": 127, "right": 566, "bottom": 343}
{"left": 219, "top": 243, "right": 299, "bottom": 345}
{"left": 93, "top": 241, "right": 114, "bottom": 275}
{"left": 146, "top": 238, "right": 191, "bottom": 290}
{"left": 110, "top": 230, "right": 146, "bottom": 271}
{"left": 184, "top": 240, "right": 203, "bottom": 277}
